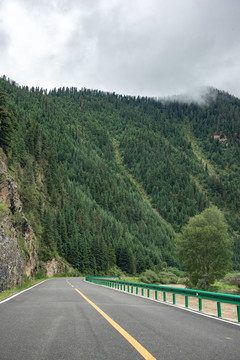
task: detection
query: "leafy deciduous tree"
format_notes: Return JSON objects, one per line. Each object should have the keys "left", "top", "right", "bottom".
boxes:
{"left": 177, "top": 206, "right": 232, "bottom": 289}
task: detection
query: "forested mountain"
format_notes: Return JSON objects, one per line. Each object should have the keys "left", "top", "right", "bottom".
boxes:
{"left": 0, "top": 76, "right": 239, "bottom": 274}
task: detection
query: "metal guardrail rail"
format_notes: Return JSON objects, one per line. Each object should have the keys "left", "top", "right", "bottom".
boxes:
{"left": 86, "top": 276, "right": 240, "bottom": 322}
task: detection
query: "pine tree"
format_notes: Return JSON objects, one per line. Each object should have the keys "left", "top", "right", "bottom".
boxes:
{"left": 0, "top": 89, "right": 12, "bottom": 152}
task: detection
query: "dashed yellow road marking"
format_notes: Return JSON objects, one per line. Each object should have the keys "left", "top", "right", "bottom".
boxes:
{"left": 68, "top": 281, "right": 156, "bottom": 360}
{"left": 66, "top": 280, "right": 74, "bottom": 288}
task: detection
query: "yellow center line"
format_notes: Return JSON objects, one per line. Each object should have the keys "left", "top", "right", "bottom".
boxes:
{"left": 66, "top": 280, "right": 75, "bottom": 289}
{"left": 73, "top": 286, "right": 157, "bottom": 360}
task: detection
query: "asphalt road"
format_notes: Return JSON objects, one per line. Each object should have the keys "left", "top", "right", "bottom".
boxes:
{"left": 0, "top": 278, "right": 239, "bottom": 360}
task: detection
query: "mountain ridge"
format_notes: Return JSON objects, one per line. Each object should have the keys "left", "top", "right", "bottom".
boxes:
{"left": 0, "top": 77, "right": 239, "bottom": 281}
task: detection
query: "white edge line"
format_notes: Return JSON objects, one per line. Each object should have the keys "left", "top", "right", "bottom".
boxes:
{"left": 0, "top": 279, "right": 49, "bottom": 304}
{"left": 83, "top": 279, "right": 240, "bottom": 327}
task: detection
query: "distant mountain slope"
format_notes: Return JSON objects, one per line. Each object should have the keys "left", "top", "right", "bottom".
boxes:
{"left": 0, "top": 77, "right": 239, "bottom": 272}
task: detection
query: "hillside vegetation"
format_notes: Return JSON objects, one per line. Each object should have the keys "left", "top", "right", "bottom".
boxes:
{"left": 0, "top": 77, "right": 239, "bottom": 274}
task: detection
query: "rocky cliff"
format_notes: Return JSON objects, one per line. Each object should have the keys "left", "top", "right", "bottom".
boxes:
{"left": 0, "top": 152, "right": 39, "bottom": 290}
{"left": 0, "top": 152, "right": 68, "bottom": 291}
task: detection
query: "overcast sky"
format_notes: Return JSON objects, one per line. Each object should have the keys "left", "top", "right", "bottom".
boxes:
{"left": 0, "top": 0, "right": 240, "bottom": 99}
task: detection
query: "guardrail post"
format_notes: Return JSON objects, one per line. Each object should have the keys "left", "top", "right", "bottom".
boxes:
{"left": 237, "top": 306, "right": 240, "bottom": 323}
{"left": 217, "top": 302, "right": 222, "bottom": 318}
{"left": 147, "top": 289, "right": 150, "bottom": 298}
{"left": 185, "top": 296, "right": 188, "bottom": 308}
{"left": 127, "top": 285, "right": 129, "bottom": 292}
{"left": 173, "top": 293, "right": 176, "bottom": 305}
{"left": 131, "top": 286, "right": 134, "bottom": 294}
{"left": 198, "top": 298, "right": 202, "bottom": 311}
{"left": 124, "top": 284, "right": 126, "bottom": 291}
{"left": 155, "top": 290, "right": 158, "bottom": 300}
{"left": 142, "top": 288, "right": 144, "bottom": 296}
{"left": 136, "top": 287, "right": 138, "bottom": 295}
{"left": 163, "top": 292, "right": 166, "bottom": 302}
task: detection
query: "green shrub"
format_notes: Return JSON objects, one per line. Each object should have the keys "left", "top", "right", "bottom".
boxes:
{"left": 223, "top": 272, "right": 240, "bottom": 288}
{"left": 139, "top": 275, "right": 149, "bottom": 284}
{"left": 38, "top": 248, "right": 53, "bottom": 262}
{"left": 108, "top": 266, "right": 122, "bottom": 277}
{"left": 167, "top": 267, "right": 186, "bottom": 278}
{"left": 139, "top": 270, "right": 159, "bottom": 284}
{"left": 159, "top": 271, "right": 178, "bottom": 284}
{"left": 178, "top": 277, "right": 188, "bottom": 285}
{"left": 35, "top": 268, "right": 47, "bottom": 279}
{"left": 11, "top": 210, "right": 24, "bottom": 231}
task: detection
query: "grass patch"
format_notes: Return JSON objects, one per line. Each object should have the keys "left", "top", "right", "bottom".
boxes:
{"left": 209, "top": 280, "right": 239, "bottom": 294}
{"left": 0, "top": 201, "right": 8, "bottom": 221}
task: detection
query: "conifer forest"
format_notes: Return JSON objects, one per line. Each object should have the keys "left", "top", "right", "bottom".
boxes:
{"left": 0, "top": 76, "right": 239, "bottom": 274}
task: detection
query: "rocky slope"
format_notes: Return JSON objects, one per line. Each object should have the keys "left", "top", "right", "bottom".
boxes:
{"left": 0, "top": 152, "right": 36, "bottom": 290}
{"left": 0, "top": 152, "right": 66, "bottom": 291}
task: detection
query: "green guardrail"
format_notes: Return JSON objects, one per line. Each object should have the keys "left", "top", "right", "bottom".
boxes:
{"left": 85, "top": 276, "right": 240, "bottom": 322}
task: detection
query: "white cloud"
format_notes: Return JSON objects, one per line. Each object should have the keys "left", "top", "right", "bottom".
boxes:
{"left": 0, "top": 0, "right": 240, "bottom": 98}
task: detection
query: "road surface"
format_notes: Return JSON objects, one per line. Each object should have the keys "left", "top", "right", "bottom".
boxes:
{"left": 0, "top": 278, "right": 239, "bottom": 359}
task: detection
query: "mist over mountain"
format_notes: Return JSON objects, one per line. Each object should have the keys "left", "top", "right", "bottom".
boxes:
{"left": 159, "top": 86, "right": 218, "bottom": 105}
{"left": 0, "top": 76, "right": 239, "bottom": 276}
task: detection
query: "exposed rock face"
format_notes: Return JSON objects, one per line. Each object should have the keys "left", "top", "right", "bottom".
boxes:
{"left": 0, "top": 154, "right": 39, "bottom": 291}
{"left": 0, "top": 215, "right": 25, "bottom": 290}
{"left": 21, "top": 218, "right": 39, "bottom": 279}
{"left": 0, "top": 153, "right": 70, "bottom": 292}
{"left": 43, "top": 259, "right": 66, "bottom": 277}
